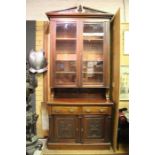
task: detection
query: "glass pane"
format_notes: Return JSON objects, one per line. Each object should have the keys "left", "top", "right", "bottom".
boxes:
{"left": 55, "top": 73, "right": 76, "bottom": 85}
{"left": 83, "top": 23, "right": 104, "bottom": 40}
{"left": 56, "top": 40, "right": 76, "bottom": 53}
{"left": 56, "top": 22, "right": 76, "bottom": 38}
{"left": 84, "top": 40, "right": 103, "bottom": 52}
{"left": 82, "top": 61, "right": 103, "bottom": 84}
{"left": 82, "top": 22, "right": 104, "bottom": 85}
{"left": 83, "top": 40, "right": 103, "bottom": 61}
{"left": 82, "top": 73, "right": 103, "bottom": 84}
{"left": 83, "top": 61, "right": 103, "bottom": 73}
{"left": 56, "top": 54, "right": 77, "bottom": 61}
{"left": 56, "top": 61, "right": 76, "bottom": 72}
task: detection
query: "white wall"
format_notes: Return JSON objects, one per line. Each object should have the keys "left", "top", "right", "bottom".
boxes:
{"left": 26, "top": 0, "right": 129, "bottom": 22}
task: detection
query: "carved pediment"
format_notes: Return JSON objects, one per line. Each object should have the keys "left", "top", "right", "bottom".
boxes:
{"left": 46, "top": 5, "right": 113, "bottom": 19}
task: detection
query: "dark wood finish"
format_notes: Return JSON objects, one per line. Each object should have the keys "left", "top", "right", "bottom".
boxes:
{"left": 82, "top": 115, "right": 105, "bottom": 143}
{"left": 53, "top": 115, "right": 79, "bottom": 143}
{"left": 104, "top": 21, "right": 110, "bottom": 88}
{"left": 82, "top": 106, "right": 111, "bottom": 114}
{"left": 51, "top": 106, "right": 80, "bottom": 114}
{"left": 44, "top": 5, "right": 121, "bottom": 151}
{"left": 47, "top": 98, "right": 113, "bottom": 105}
{"left": 49, "top": 18, "right": 110, "bottom": 88}
{"left": 47, "top": 103, "right": 113, "bottom": 147}
{"left": 104, "top": 115, "right": 112, "bottom": 142}
{"left": 54, "top": 88, "right": 106, "bottom": 99}
{"left": 47, "top": 142, "right": 111, "bottom": 150}
{"left": 46, "top": 6, "right": 113, "bottom": 20}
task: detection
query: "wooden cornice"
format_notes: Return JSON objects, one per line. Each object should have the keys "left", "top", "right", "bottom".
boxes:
{"left": 46, "top": 5, "right": 113, "bottom": 20}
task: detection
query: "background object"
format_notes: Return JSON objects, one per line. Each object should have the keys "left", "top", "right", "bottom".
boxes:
{"left": 120, "top": 65, "right": 129, "bottom": 100}
{"left": 29, "top": 49, "right": 47, "bottom": 73}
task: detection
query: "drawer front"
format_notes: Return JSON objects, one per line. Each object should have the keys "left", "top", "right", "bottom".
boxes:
{"left": 82, "top": 106, "right": 111, "bottom": 114}
{"left": 52, "top": 106, "right": 80, "bottom": 114}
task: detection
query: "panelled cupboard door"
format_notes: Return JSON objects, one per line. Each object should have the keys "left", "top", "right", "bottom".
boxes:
{"left": 82, "top": 115, "right": 107, "bottom": 143}
{"left": 52, "top": 115, "right": 80, "bottom": 143}
{"left": 50, "top": 19, "right": 110, "bottom": 88}
{"left": 48, "top": 114, "right": 112, "bottom": 144}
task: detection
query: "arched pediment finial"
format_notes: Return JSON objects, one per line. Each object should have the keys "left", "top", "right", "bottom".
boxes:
{"left": 76, "top": 5, "right": 84, "bottom": 13}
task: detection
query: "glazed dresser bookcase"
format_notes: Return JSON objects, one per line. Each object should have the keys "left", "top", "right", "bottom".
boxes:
{"left": 44, "top": 6, "right": 121, "bottom": 150}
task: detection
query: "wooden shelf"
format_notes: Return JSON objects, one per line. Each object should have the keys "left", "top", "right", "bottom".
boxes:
{"left": 83, "top": 72, "right": 103, "bottom": 74}
{"left": 56, "top": 38, "right": 77, "bottom": 40}
{"left": 56, "top": 71, "right": 76, "bottom": 74}
{"left": 83, "top": 32, "right": 104, "bottom": 36}
{"left": 83, "top": 59, "right": 104, "bottom": 62}
{"left": 56, "top": 52, "right": 76, "bottom": 54}
{"left": 83, "top": 39, "right": 103, "bottom": 41}
{"left": 47, "top": 98, "right": 113, "bottom": 105}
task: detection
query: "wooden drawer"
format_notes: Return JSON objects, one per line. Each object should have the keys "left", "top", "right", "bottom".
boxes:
{"left": 82, "top": 106, "right": 111, "bottom": 114}
{"left": 51, "top": 106, "right": 80, "bottom": 114}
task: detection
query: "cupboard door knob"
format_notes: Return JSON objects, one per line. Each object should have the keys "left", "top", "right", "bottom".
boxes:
{"left": 99, "top": 109, "right": 104, "bottom": 112}
{"left": 54, "top": 110, "right": 59, "bottom": 113}
{"left": 85, "top": 109, "right": 91, "bottom": 113}
{"left": 69, "top": 109, "right": 74, "bottom": 113}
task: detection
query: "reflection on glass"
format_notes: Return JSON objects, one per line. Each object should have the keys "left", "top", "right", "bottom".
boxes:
{"left": 55, "top": 73, "right": 76, "bottom": 84}
{"left": 56, "top": 40, "right": 76, "bottom": 53}
{"left": 56, "top": 22, "right": 76, "bottom": 38}
{"left": 82, "top": 61, "right": 103, "bottom": 84}
{"left": 82, "top": 73, "right": 103, "bottom": 84}
{"left": 83, "top": 40, "right": 103, "bottom": 52}
{"left": 83, "top": 61, "right": 103, "bottom": 73}
{"left": 56, "top": 54, "right": 77, "bottom": 61}
{"left": 83, "top": 23, "right": 104, "bottom": 40}
{"left": 83, "top": 53, "right": 103, "bottom": 61}
{"left": 56, "top": 61, "right": 76, "bottom": 72}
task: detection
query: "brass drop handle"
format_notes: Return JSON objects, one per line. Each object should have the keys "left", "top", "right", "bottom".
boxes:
{"left": 54, "top": 110, "right": 59, "bottom": 113}
{"left": 99, "top": 109, "right": 105, "bottom": 113}
{"left": 69, "top": 109, "right": 74, "bottom": 113}
{"left": 85, "top": 109, "right": 91, "bottom": 113}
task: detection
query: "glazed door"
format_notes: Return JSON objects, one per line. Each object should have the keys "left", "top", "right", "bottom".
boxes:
{"left": 51, "top": 20, "right": 79, "bottom": 87}
{"left": 51, "top": 19, "right": 110, "bottom": 88}
{"left": 81, "top": 21, "right": 110, "bottom": 88}
{"left": 53, "top": 115, "right": 80, "bottom": 143}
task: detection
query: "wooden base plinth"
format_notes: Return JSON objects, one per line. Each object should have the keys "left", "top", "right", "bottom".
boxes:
{"left": 47, "top": 142, "right": 111, "bottom": 150}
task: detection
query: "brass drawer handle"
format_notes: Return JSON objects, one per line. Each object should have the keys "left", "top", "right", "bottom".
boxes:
{"left": 85, "top": 109, "right": 91, "bottom": 113}
{"left": 54, "top": 110, "right": 59, "bottom": 113}
{"left": 69, "top": 109, "right": 75, "bottom": 113}
{"left": 99, "top": 109, "right": 105, "bottom": 113}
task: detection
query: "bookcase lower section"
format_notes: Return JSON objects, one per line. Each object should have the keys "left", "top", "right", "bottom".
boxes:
{"left": 47, "top": 102, "right": 113, "bottom": 150}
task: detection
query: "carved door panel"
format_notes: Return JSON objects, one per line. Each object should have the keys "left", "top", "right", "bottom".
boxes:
{"left": 104, "top": 115, "right": 112, "bottom": 142}
{"left": 53, "top": 115, "right": 79, "bottom": 143}
{"left": 82, "top": 115, "right": 105, "bottom": 143}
